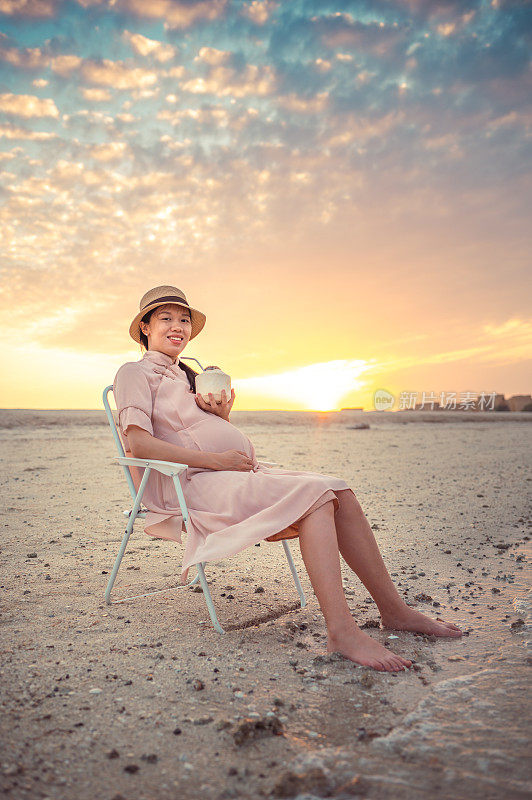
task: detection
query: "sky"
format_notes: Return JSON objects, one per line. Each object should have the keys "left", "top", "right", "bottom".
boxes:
{"left": 0, "top": 0, "right": 530, "bottom": 411}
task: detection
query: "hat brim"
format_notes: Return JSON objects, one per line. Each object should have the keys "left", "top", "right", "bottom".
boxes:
{"left": 129, "top": 300, "right": 206, "bottom": 344}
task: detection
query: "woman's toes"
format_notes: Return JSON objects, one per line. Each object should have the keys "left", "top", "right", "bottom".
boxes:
{"left": 447, "top": 627, "right": 462, "bottom": 636}
{"left": 440, "top": 621, "right": 462, "bottom": 636}
{"left": 446, "top": 622, "right": 462, "bottom": 632}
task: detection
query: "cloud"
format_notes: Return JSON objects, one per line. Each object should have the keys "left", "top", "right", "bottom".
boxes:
{"left": 80, "top": 87, "right": 112, "bottom": 102}
{"left": 0, "top": 37, "right": 48, "bottom": 68}
{"left": 0, "top": 92, "right": 59, "bottom": 117}
{"left": 195, "top": 46, "right": 232, "bottom": 66}
{"left": 0, "top": 36, "right": 162, "bottom": 90}
{"left": 375, "top": 317, "right": 532, "bottom": 372}
{"left": 240, "top": 0, "right": 278, "bottom": 26}
{"left": 111, "top": 0, "right": 227, "bottom": 29}
{"left": 277, "top": 91, "right": 329, "bottom": 113}
{"left": 89, "top": 141, "right": 129, "bottom": 161}
{"left": 181, "top": 63, "right": 277, "bottom": 97}
{"left": 314, "top": 58, "right": 332, "bottom": 72}
{"left": 80, "top": 58, "right": 158, "bottom": 88}
{"left": 482, "top": 318, "right": 532, "bottom": 341}
{"left": 123, "top": 30, "right": 176, "bottom": 62}
{"left": 0, "top": 0, "right": 58, "bottom": 16}
{"left": 49, "top": 53, "right": 83, "bottom": 76}
{"left": 315, "top": 16, "right": 408, "bottom": 61}
{"left": 157, "top": 104, "right": 230, "bottom": 126}
{"left": 0, "top": 122, "right": 56, "bottom": 138}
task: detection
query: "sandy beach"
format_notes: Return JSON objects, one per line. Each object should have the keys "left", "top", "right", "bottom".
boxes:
{"left": 0, "top": 409, "right": 530, "bottom": 800}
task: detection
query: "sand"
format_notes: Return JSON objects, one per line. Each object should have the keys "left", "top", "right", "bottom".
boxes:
{"left": 0, "top": 409, "right": 530, "bottom": 800}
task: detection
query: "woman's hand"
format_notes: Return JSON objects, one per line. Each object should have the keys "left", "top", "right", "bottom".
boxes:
{"left": 195, "top": 387, "right": 235, "bottom": 420}
{"left": 209, "top": 449, "right": 255, "bottom": 471}
{"left": 195, "top": 365, "right": 235, "bottom": 420}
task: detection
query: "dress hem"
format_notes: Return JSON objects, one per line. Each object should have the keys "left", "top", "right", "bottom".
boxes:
{"left": 178, "top": 486, "right": 354, "bottom": 577}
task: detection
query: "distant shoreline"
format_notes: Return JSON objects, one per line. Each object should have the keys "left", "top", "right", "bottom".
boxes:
{"left": 1, "top": 408, "right": 531, "bottom": 429}
{"left": 2, "top": 407, "right": 531, "bottom": 415}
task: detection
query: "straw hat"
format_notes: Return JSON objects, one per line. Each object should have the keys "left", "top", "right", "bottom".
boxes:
{"left": 129, "top": 285, "right": 206, "bottom": 344}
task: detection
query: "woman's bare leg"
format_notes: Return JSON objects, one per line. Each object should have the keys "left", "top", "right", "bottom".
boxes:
{"left": 298, "top": 500, "right": 412, "bottom": 672}
{"left": 333, "top": 489, "right": 462, "bottom": 637}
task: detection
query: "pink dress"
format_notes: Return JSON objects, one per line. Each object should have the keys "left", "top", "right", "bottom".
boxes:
{"left": 113, "top": 350, "right": 354, "bottom": 579}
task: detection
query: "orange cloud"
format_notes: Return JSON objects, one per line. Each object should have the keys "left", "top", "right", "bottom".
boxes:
{"left": 112, "top": 0, "right": 227, "bottom": 29}
{"left": 195, "top": 46, "right": 232, "bottom": 66}
{"left": 123, "top": 30, "right": 176, "bottom": 62}
{"left": 80, "top": 87, "right": 113, "bottom": 102}
{"left": 314, "top": 58, "right": 332, "bottom": 72}
{"left": 0, "top": 38, "right": 163, "bottom": 92}
{"left": 0, "top": 37, "right": 47, "bottom": 68}
{"left": 181, "top": 64, "right": 276, "bottom": 97}
{"left": 49, "top": 53, "right": 83, "bottom": 76}
{"left": 326, "top": 110, "right": 405, "bottom": 148}
{"left": 0, "top": 0, "right": 57, "bottom": 16}
{"left": 80, "top": 59, "right": 158, "bottom": 88}
{"left": 89, "top": 141, "right": 129, "bottom": 162}
{"left": 0, "top": 122, "right": 56, "bottom": 139}
{"left": 240, "top": 0, "right": 277, "bottom": 25}
{"left": 158, "top": 106, "right": 230, "bottom": 126}
{"left": 278, "top": 91, "right": 329, "bottom": 113}
{"left": 0, "top": 92, "right": 59, "bottom": 117}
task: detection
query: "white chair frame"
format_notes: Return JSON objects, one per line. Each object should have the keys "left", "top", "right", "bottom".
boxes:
{"left": 102, "top": 355, "right": 306, "bottom": 634}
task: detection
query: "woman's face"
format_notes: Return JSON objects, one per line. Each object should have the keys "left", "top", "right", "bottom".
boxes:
{"left": 140, "top": 303, "right": 192, "bottom": 359}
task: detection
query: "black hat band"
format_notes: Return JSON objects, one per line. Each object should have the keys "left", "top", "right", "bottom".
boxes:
{"left": 142, "top": 295, "right": 190, "bottom": 311}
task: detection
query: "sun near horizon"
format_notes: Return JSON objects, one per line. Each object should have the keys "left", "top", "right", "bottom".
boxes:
{"left": 1, "top": 310, "right": 530, "bottom": 412}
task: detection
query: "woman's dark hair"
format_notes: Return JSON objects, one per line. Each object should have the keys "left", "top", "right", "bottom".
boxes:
{"left": 139, "top": 305, "right": 198, "bottom": 392}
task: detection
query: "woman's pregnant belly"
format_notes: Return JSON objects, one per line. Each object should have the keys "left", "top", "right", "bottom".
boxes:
{"left": 184, "top": 415, "right": 256, "bottom": 461}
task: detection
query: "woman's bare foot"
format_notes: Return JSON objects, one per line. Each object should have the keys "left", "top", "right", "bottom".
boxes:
{"left": 327, "top": 621, "right": 412, "bottom": 672}
{"left": 381, "top": 606, "right": 462, "bottom": 637}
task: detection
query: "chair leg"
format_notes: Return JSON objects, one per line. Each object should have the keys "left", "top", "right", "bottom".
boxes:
{"left": 196, "top": 562, "right": 225, "bottom": 634}
{"left": 105, "top": 467, "right": 152, "bottom": 604}
{"left": 282, "top": 539, "right": 306, "bottom": 608}
{"left": 105, "top": 469, "right": 202, "bottom": 604}
{"left": 169, "top": 475, "right": 225, "bottom": 633}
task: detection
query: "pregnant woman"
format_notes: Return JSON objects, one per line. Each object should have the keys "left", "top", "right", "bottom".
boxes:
{"left": 114, "top": 285, "right": 462, "bottom": 673}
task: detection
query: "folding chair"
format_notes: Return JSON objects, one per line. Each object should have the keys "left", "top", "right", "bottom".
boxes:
{"left": 102, "top": 355, "right": 306, "bottom": 634}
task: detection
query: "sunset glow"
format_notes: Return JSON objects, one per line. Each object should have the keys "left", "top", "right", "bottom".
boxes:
{"left": 234, "top": 360, "right": 370, "bottom": 412}
{"left": 0, "top": 1, "right": 530, "bottom": 410}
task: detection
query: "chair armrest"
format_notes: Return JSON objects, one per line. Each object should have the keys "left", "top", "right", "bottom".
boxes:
{"left": 114, "top": 456, "right": 188, "bottom": 478}
{"left": 257, "top": 460, "right": 280, "bottom": 467}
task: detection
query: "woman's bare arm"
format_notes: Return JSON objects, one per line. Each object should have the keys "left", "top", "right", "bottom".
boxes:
{"left": 126, "top": 426, "right": 216, "bottom": 469}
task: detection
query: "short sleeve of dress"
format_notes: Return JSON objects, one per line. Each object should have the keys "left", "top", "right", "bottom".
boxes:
{"left": 113, "top": 362, "right": 154, "bottom": 438}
